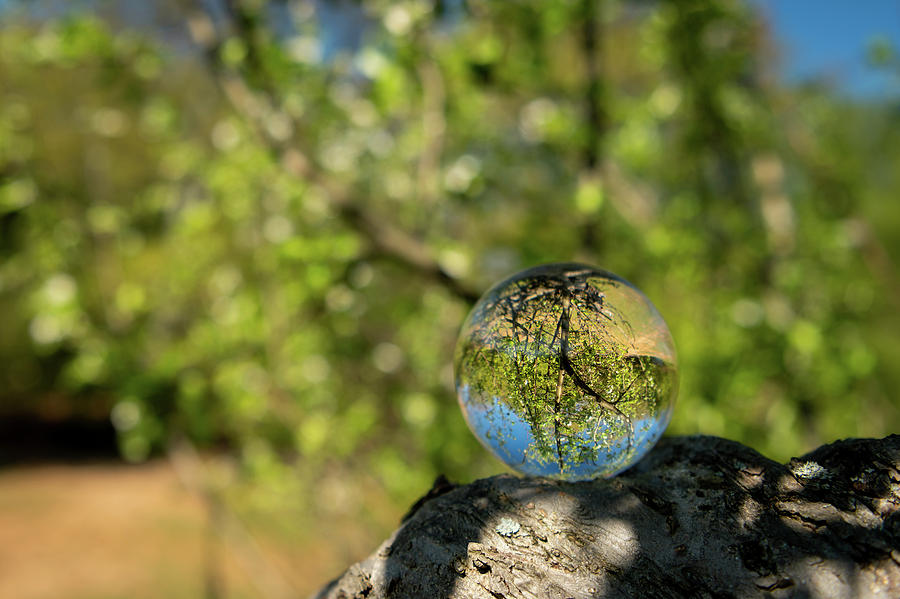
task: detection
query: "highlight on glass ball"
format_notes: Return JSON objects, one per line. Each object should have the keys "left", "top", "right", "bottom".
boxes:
{"left": 454, "top": 263, "right": 678, "bottom": 481}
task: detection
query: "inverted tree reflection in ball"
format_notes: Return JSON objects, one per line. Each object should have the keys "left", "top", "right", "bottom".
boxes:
{"left": 454, "top": 263, "right": 678, "bottom": 480}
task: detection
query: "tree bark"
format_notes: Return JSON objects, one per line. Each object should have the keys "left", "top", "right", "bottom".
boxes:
{"left": 314, "top": 435, "right": 900, "bottom": 599}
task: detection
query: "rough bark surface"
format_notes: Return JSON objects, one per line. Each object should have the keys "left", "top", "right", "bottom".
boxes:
{"left": 314, "top": 435, "right": 900, "bottom": 599}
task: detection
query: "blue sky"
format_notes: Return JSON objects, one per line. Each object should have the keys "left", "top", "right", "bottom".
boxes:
{"left": 750, "top": 0, "right": 900, "bottom": 96}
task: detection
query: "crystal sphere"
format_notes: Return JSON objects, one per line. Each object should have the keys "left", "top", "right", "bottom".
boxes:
{"left": 454, "top": 263, "right": 678, "bottom": 480}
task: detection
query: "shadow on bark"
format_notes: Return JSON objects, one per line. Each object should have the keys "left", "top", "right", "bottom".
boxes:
{"left": 315, "top": 435, "right": 900, "bottom": 598}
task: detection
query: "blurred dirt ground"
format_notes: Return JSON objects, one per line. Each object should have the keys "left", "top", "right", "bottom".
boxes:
{"left": 0, "top": 460, "right": 392, "bottom": 598}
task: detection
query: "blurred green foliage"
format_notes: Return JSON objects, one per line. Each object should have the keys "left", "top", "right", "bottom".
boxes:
{"left": 2, "top": 0, "right": 900, "bottom": 510}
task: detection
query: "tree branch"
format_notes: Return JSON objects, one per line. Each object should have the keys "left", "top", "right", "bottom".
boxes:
{"left": 581, "top": 0, "right": 603, "bottom": 171}
{"left": 316, "top": 434, "right": 900, "bottom": 599}
{"left": 578, "top": 0, "right": 608, "bottom": 255}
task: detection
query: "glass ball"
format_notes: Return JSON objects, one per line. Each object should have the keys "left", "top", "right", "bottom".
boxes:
{"left": 454, "top": 263, "right": 678, "bottom": 481}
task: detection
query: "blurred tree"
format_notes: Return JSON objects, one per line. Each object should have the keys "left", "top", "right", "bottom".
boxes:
{"left": 0, "top": 0, "right": 898, "bottom": 512}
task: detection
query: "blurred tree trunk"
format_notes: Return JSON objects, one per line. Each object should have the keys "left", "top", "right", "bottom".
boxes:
{"left": 314, "top": 435, "right": 900, "bottom": 599}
